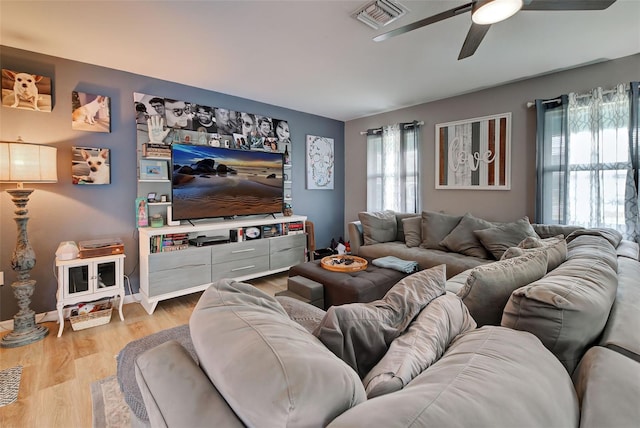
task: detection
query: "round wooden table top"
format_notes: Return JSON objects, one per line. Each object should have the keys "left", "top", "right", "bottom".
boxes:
{"left": 320, "top": 255, "right": 368, "bottom": 272}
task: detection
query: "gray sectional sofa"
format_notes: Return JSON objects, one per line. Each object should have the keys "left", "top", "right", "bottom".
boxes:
{"left": 127, "top": 210, "right": 639, "bottom": 427}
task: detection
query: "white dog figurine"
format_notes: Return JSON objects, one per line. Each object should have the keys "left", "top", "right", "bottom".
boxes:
{"left": 73, "top": 149, "right": 110, "bottom": 184}
{"left": 72, "top": 95, "right": 107, "bottom": 125}
{"left": 3, "top": 70, "right": 43, "bottom": 111}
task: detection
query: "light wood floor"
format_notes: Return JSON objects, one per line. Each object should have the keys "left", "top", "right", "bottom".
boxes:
{"left": 0, "top": 273, "right": 288, "bottom": 428}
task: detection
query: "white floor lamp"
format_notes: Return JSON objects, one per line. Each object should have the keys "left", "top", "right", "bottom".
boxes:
{"left": 0, "top": 140, "right": 57, "bottom": 348}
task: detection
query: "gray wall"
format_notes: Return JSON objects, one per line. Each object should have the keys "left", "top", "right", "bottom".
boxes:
{"left": 345, "top": 54, "right": 640, "bottom": 233}
{"left": 0, "top": 45, "right": 345, "bottom": 322}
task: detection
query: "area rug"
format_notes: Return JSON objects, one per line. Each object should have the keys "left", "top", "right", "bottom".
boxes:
{"left": 91, "top": 375, "right": 131, "bottom": 428}
{"left": 0, "top": 365, "right": 22, "bottom": 407}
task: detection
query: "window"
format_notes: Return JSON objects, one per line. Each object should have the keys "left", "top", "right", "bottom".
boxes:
{"left": 536, "top": 82, "right": 639, "bottom": 241}
{"left": 366, "top": 123, "right": 420, "bottom": 213}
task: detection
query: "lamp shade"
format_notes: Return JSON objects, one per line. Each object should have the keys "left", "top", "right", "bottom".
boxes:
{"left": 472, "top": 0, "right": 523, "bottom": 25}
{"left": 0, "top": 141, "right": 57, "bottom": 183}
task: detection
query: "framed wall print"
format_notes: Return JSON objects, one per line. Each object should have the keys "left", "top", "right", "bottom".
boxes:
{"left": 1, "top": 69, "right": 53, "bottom": 112}
{"left": 306, "top": 135, "right": 334, "bottom": 190}
{"left": 140, "top": 159, "right": 169, "bottom": 180}
{"left": 71, "top": 91, "right": 111, "bottom": 132}
{"left": 435, "top": 112, "right": 511, "bottom": 190}
{"left": 71, "top": 146, "right": 111, "bottom": 185}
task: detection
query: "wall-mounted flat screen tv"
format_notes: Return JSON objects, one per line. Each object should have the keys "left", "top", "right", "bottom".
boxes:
{"left": 171, "top": 144, "right": 284, "bottom": 221}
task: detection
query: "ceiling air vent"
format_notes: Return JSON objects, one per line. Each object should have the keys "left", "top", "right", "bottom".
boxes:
{"left": 352, "top": 0, "right": 408, "bottom": 30}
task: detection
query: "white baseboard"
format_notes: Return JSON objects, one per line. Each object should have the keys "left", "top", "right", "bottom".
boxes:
{"left": 0, "top": 293, "right": 142, "bottom": 331}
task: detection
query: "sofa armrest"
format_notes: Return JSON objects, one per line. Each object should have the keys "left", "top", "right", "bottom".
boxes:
{"left": 135, "top": 340, "right": 244, "bottom": 428}
{"left": 348, "top": 221, "right": 364, "bottom": 255}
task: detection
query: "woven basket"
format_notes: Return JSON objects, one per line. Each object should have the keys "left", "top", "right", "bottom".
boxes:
{"left": 69, "top": 307, "right": 113, "bottom": 331}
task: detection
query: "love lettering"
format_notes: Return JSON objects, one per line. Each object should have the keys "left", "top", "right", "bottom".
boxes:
{"left": 448, "top": 137, "right": 495, "bottom": 172}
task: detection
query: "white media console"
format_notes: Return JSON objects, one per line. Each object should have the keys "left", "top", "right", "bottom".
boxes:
{"left": 138, "top": 214, "right": 307, "bottom": 314}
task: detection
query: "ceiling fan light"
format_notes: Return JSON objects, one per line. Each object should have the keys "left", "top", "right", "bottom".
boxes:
{"left": 472, "top": 0, "right": 523, "bottom": 25}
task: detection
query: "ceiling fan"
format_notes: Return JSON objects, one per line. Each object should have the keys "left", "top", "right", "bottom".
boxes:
{"left": 373, "top": 0, "right": 617, "bottom": 60}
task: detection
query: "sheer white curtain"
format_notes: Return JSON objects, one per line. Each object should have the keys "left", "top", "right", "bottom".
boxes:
{"left": 565, "top": 84, "right": 632, "bottom": 233}
{"left": 366, "top": 123, "right": 420, "bottom": 212}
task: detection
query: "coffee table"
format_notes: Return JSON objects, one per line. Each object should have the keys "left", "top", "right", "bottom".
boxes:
{"left": 288, "top": 258, "right": 411, "bottom": 309}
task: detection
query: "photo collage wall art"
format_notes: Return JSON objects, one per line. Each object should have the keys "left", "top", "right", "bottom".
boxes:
{"left": 133, "top": 92, "right": 291, "bottom": 155}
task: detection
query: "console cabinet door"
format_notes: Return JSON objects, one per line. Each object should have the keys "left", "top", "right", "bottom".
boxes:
{"left": 148, "top": 247, "right": 212, "bottom": 296}
{"left": 270, "top": 234, "right": 306, "bottom": 270}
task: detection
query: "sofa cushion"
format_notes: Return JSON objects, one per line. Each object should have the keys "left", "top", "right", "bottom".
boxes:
{"left": 401, "top": 216, "right": 422, "bottom": 247}
{"left": 440, "top": 213, "right": 493, "bottom": 259}
{"left": 474, "top": 216, "right": 537, "bottom": 259}
{"left": 359, "top": 210, "right": 397, "bottom": 245}
{"left": 190, "top": 279, "right": 366, "bottom": 428}
{"left": 275, "top": 295, "right": 326, "bottom": 333}
{"left": 328, "top": 327, "right": 579, "bottom": 428}
{"left": 572, "top": 346, "right": 640, "bottom": 428}
{"left": 598, "top": 256, "right": 640, "bottom": 361}
{"left": 501, "top": 235, "right": 567, "bottom": 272}
{"left": 617, "top": 239, "right": 639, "bottom": 260}
{"left": 502, "top": 234, "right": 618, "bottom": 373}
{"left": 457, "top": 250, "right": 548, "bottom": 326}
{"left": 362, "top": 292, "right": 476, "bottom": 398}
{"left": 313, "top": 264, "right": 446, "bottom": 378}
{"left": 135, "top": 340, "right": 245, "bottom": 428}
{"left": 419, "top": 210, "right": 462, "bottom": 251}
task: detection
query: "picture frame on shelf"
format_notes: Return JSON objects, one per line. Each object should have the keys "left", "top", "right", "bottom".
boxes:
{"left": 140, "top": 159, "right": 169, "bottom": 180}
{"left": 147, "top": 192, "right": 157, "bottom": 202}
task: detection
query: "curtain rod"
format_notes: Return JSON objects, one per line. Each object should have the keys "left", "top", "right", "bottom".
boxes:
{"left": 360, "top": 121, "right": 424, "bottom": 135}
{"left": 526, "top": 84, "right": 630, "bottom": 108}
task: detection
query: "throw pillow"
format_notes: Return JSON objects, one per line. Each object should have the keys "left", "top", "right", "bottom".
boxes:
{"left": 395, "top": 213, "right": 421, "bottom": 242}
{"left": 474, "top": 216, "right": 538, "bottom": 260}
{"left": 402, "top": 216, "right": 422, "bottom": 248}
{"left": 313, "top": 264, "right": 447, "bottom": 378}
{"left": 362, "top": 292, "right": 476, "bottom": 398}
{"left": 359, "top": 210, "right": 397, "bottom": 246}
{"left": 190, "top": 279, "right": 366, "bottom": 427}
{"left": 456, "top": 251, "right": 548, "bottom": 326}
{"left": 419, "top": 210, "right": 462, "bottom": 251}
{"left": 440, "top": 213, "right": 493, "bottom": 259}
{"left": 501, "top": 235, "right": 567, "bottom": 272}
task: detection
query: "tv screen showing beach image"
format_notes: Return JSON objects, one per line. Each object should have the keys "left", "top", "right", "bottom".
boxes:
{"left": 171, "top": 144, "right": 284, "bottom": 220}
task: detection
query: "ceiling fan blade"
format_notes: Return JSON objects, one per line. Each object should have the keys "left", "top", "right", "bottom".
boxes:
{"left": 522, "top": 0, "right": 616, "bottom": 11}
{"left": 373, "top": 2, "right": 474, "bottom": 42}
{"left": 458, "top": 23, "right": 491, "bottom": 60}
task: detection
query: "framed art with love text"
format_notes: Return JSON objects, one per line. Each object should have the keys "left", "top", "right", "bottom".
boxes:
{"left": 435, "top": 112, "right": 511, "bottom": 190}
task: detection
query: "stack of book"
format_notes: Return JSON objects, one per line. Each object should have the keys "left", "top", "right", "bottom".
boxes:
{"left": 288, "top": 221, "right": 305, "bottom": 235}
{"left": 143, "top": 143, "right": 171, "bottom": 158}
{"left": 150, "top": 233, "right": 189, "bottom": 253}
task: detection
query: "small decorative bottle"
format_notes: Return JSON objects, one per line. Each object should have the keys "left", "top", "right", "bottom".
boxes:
{"left": 284, "top": 145, "right": 290, "bottom": 164}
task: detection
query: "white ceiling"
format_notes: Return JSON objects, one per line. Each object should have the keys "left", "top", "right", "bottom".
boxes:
{"left": 1, "top": 0, "right": 639, "bottom": 121}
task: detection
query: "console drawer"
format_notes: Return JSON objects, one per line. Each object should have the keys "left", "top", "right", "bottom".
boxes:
{"left": 211, "top": 239, "right": 270, "bottom": 263}
{"left": 212, "top": 255, "right": 270, "bottom": 281}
